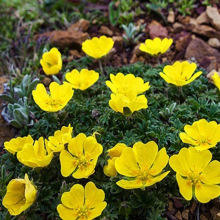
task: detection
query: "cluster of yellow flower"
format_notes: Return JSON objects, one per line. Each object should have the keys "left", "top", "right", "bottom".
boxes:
{"left": 106, "top": 73, "right": 150, "bottom": 116}
{"left": 3, "top": 125, "right": 106, "bottom": 218}
{"left": 3, "top": 118, "right": 220, "bottom": 218}
{"left": 3, "top": 35, "right": 220, "bottom": 219}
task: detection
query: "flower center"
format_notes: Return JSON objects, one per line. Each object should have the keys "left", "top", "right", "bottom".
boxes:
{"left": 76, "top": 205, "right": 89, "bottom": 218}
{"left": 137, "top": 170, "right": 149, "bottom": 182}
{"left": 77, "top": 155, "right": 89, "bottom": 168}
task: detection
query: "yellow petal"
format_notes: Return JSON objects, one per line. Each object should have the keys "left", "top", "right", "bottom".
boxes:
{"left": 116, "top": 179, "right": 143, "bottom": 189}
{"left": 85, "top": 182, "right": 105, "bottom": 207}
{"left": 200, "top": 160, "right": 220, "bottom": 185}
{"left": 108, "top": 143, "right": 127, "bottom": 158}
{"left": 195, "top": 183, "right": 220, "bottom": 203}
{"left": 62, "top": 184, "right": 84, "bottom": 209}
{"left": 133, "top": 141, "right": 158, "bottom": 170}
{"left": 57, "top": 204, "right": 78, "bottom": 220}
{"left": 149, "top": 148, "right": 169, "bottom": 176}
{"left": 60, "top": 150, "right": 77, "bottom": 177}
{"left": 88, "top": 202, "right": 107, "bottom": 219}
{"left": 145, "top": 171, "right": 170, "bottom": 187}
{"left": 176, "top": 174, "right": 193, "bottom": 201}
{"left": 115, "top": 147, "right": 139, "bottom": 177}
{"left": 103, "top": 158, "right": 117, "bottom": 177}
{"left": 68, "top": 133, "right": 86, "bottom": 157}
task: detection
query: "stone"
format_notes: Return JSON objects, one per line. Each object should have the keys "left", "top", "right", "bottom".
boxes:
{"left": 167, "top": 201, "right": 176, "bottom": 215}
{"left": 34, "top": 30, "right": 88, "bottom": 48}
{"left": 175, "top": 211, "right": 182, "bottom": 220}
{"left": 69, "top": 49, "right": 82, "bottom": 58}
{"left": 187, "top": 19, "right": 220, "bottom": 40}
{"left": 112, "top": 36, "right": 123, "bottom": 50}
{"left": 206, "top": 6, "right": 220, "bottom": 30}
{"left": 173, "top": 22, "right": 184, "bottom": 33}
{"left": 133, "top": 44, "right": 144, "bottom": 57}
{"left": 42, "top": 77, "right": 52, "bottom": 86}
{"left": 189, "top": 201, "right": 198, "bottom": 214}
{"left": 182, "top": 210, "right": 189, "bottom": 220}
{"left": 168, "top": 10, "right": 175, "bottom": 23}
{"left": 196, "top": 12, "right": 209, "bottom": 25}
{"left": 210, "top": 207, "right": 220, "bottom": 219}
{"left": 130, "top": 54, "right": 138, "bottom": 64}
{"left": 208, "top": 38, "right": 220, "bottom": 48}
{"left": 68, "top": 19, "right": 89, "bottom": 32}
{"left": 200, "top": 215, "right": 208, "bottom": 220}
{"left": 99, "top": 25, "right": 113, "bottom": 36}
{"left": 173, "top": 199, "right": 184, "bottom": 209}
{"left": 175, "top": 32, "right": 191, "bottom": 52}
{"left": 185, "top": 38, "right": 220, "bottom": 64}
{"left": 148, "top": 20, "right": 168, "bottom": 39}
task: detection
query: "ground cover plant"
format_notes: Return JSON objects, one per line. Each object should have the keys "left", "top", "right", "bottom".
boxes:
{"left": 1, "top": 0, "right": 220, "bottom": 220}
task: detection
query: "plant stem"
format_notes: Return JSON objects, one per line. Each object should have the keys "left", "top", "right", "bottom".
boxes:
{"left": 99, "top": 59, "right": 104, "bottom": 75}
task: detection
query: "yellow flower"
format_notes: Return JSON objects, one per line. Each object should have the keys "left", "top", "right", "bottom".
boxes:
{"left": 115, "top": 141, "right": 169, "bottom": 189}
{"left": 4, "top": 135, "right": 33, "bottom": 155}
{"left": 212, "top": 72, "right": 220, "bottom": 90}
{"left": 57, "top": 182, "right": 107, "bottom": 220}
{"left": 109, "top": 93, "right": 148, "bottom": 116}
{"left": 60, "top": 133, "right": 103, "bottom": 179}
{"left": 160, "top": 61, "right": 202, "bottom": 86}
{"left": 32, "top": 82, "right": 74, "bottom": 112}
{"left": 17, "top": 137, "right": 53, "bottom": 168}
{"left": 2, "top": 174, "right": 37, "bottom": 216}
{"left": 103, "top": 143, "right": 127, "bottom": 177}
{"left": 139, "top": 37, "right": 173, "bottom": 56}
{"left": 106, "top": 73, "right": 150, "bottom": 96}
{"left": 40, "top": 47, "right": 62, "bottom": 75}
{"left": 65, "top": 69, "right": 99, "bottom": 90}
{"left": 169, "top": 147, "right": 220, "bottom": 203}
{"left": 82, "top": 35, "right": 114, "bottom": 59}
{"left": 48, "top": 125, "right": 73, "bottom": 152}
{"left": 179, "top": 119, "right": 220, "bottom": 151}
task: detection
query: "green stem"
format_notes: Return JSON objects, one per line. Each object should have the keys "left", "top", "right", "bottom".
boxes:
{"left": 98, "top": 59, "right": 104, "bottom": 75}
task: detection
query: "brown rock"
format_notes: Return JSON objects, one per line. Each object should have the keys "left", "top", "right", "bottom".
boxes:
{"left": 35, "top": 30, "right": 88, "bottom": 48}
{"left": 206, "top": 6, "right": 220, "bottom": 30}
{"left": 185, "top": 38, "right": 220, "bottom": 64}
{"left": 196, "top": 12, "right": 209, "bottom": 25}
{"left": 208, "top": 38, "right": 220, "bottom": 48}
{"left": 112, "top": 36, "right": 123, "bottom": 50}
{"left": 148, "top": 20, "right": 168, "bottom": 39}
{"left": 69, "top": 49, "right": 82, "bottom": 58}
{"left": 68, "top": 19, "right": 89, "bottom": 32}
{"left": 175, "top": 211, "right": 182, "bottom": 220}
{"left": 189, "top": 201, "right": 198, "bottom": 214}
{"left": 133, "top": 44, "right": 144, "bottom": 56}
{"left": 168, "top": 201, "right": 176, "bottom": 215}
{"left": 168, "top": 10, "right": 175, "bottom": 23}
{"left": 99, "top": 25, "right": 113, "bottom": 36}
{"left": 173, "top": 23, "right": 184, "bottom": 33}
{"left": 187, "top": 19, "right": 220, "bottom": 40}
{"left": 173, "top": 199, "right": 184, "bottom": 209}
{"left": 130, "top": 54, "right": 138, "bottom": 64}
{"left": 210, "top": 207, "right": 220, "bottom": 219}
{"left": 42, "top": 77, "right": 52, "bottom": 86}
{"left": 182, "top": 210, "right": 189, "bottom": 220}
{"left": 200, "top": 214, "right": 208, "bottom": 220}
{"left": 175, "top": 33, "right": 191, "bottom": 52}
{"left": 216, "top": 212, "right": 220, "bottom": 220}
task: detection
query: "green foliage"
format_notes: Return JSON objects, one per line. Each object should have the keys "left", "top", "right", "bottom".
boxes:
{"left": 122, "top": 23, "right": 146, "bottom": 45}
{"left": 1, "top": 61, "right": 219, "bottom": 219}
{"left": 109, "top": 1, "right": 120, "bottom": 26}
